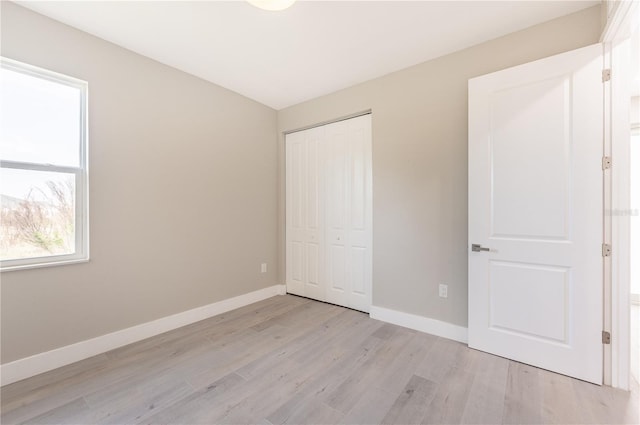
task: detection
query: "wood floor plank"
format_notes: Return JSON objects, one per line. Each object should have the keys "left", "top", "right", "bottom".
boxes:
{"left": 237, "top": 308, "right": 373, "bottom": 381}
{"left": 1, "top": 295, "right": 636, "bottom": 425}
{"left": 142, "top": 372, "right": 246, "bottom": 424}
{"left": 538, "top": 368, "right": 584, "bottom": 425}
{"left": 421, "top": 366, "right": 475, "bottom": 424}
{"left": 82, "top": 369, "right": 193, "bottom": 424}
{"left": 184, "top": 303, "right": 350, "bottom": 391}
{"left": 181, "top": 325, "right": 289, "bottom": 389}
{"left": 0, "top": 354, "right": 110, "bottom": 414}
{"left": 414, "top": 337, "right": 469, "bottom": 384}
{"left": 572, "top": 375, "right": 640, "bottom": 425}
{"left": 371, "top": 323, "right": 397, "bottom": 340}
{"left": 217, "top": 318, "right": 385, "bottom": 424}
{"left": 340, "top": 386, "right": 398, "bottom": 425}
{"left": 381, "top": 375, "right": 438, "bottom": 425}
{"left": 279, "top": 399, "right": 344, "bottom": 425}
{"left": 371, "top": 331, "right": 437, "bottom": 395}
{"left": 212, "top": 358, "right": 330, "bottom": 424}
{"left": 335, "top": 330, "right": 437, "bottom": 425}
{"left": 502, "top": 361, "right": 543, "bottom": 425}
{"left": 266, "top": 331, "right": 385, "bottom": 425}
{"left": 460, "top": 351, "right": 509, "bottom": 424}
{"left": 324, "top": 327, "right": 417, "bottom": 413}
{"left": 249, "top": 298, "right": 340, "bottom": 332}
{"left": 150, "top": 307, "right": 375, "bottom": 424}
{"left": 16, "top": 397, "right": 91, "bottom": 425}
{"left": 286, "top": 309, "right": 375, "bottom": 366}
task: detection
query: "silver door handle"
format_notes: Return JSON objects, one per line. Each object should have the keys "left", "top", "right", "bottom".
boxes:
{"left": 471, "top": 244, "right": 490, "bottom": 252}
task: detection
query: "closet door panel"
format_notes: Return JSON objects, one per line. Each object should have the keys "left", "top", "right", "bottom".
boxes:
{"left": 346, "top": 115, "right": 373, "bottom": 312}
{"left": 325, "top": 121, "right": 349, "bottom": 304}
{"left": 303, "top": 127, "right": 324, "bottom": 301}
{"left": 285, "top": 132, "right": 307, "bottom": 296}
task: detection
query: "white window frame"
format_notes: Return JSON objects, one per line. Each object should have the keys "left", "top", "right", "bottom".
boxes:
{"left": 1, "top": 57, "right": 89, "bottom": 271}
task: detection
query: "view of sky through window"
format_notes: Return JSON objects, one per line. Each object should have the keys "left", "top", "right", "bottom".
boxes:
{"left": 1, "top": 67, "right": 81, "bottom": 168}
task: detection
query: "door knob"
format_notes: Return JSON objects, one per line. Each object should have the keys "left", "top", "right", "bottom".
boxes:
{"left": 471, "top": 244, "right": 490, "bottom": 252}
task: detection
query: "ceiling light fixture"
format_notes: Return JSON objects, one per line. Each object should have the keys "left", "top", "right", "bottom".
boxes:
{"left": 247, "top": 0, "right": 296, "bottom": 11}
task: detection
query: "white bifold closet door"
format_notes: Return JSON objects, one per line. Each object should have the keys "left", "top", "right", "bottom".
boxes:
{"left": 285, "top": 114, "right": 372, "bottom": 312}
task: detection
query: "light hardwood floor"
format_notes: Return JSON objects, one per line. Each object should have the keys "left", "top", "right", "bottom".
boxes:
{"left": 1, "top": 295, "right": 638, "bottom": 424}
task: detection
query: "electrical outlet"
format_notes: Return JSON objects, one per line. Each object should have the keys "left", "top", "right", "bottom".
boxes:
{"left": 438, "top": 284, "right": 448, "bottom": 298}
{"left": 261, "top": 263, "right": 267, "bottom": 273}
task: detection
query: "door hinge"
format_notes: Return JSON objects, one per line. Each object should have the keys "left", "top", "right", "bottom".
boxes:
{"left": 602, "top": 156, "right": 612, "bottom": 170}
{"left": 602, "top": 331, "right": 611, "bottom": 344}
{"left": 602, "top": 69, "right": 611, "bottom": 82}
{"left": 602, "top": 243, "right": 612, "bottom": 257}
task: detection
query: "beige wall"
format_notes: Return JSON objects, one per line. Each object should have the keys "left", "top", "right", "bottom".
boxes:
{"left": 1, "top": 2, "right": 278, "bottom": 363}
{"left": 277, "top": 5, "right": 602, "bottom": 328}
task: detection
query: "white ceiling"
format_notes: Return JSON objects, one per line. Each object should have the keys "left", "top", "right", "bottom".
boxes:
{"left": 16, "top": 1, "right": 599, "bottom": 110}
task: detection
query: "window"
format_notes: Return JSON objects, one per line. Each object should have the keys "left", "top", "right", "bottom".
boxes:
{"left": 1, "top": 58, "right": 88, "bottom": 270}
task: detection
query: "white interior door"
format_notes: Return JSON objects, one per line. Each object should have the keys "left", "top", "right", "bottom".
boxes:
{"left": 468, "top": 44, "right": 604, "bottom": 384}
{"left": 286, "top": 114, "right": 372, "bottom": 312}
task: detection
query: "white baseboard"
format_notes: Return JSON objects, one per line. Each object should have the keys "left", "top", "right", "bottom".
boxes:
{"left": 369, "top": 305, "right": 468, "bottom": 344}
{"left": 0, "top": 284, "right": 286, "bottom": 387}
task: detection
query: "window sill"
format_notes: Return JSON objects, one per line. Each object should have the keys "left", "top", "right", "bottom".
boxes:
{"left": 1, "top": 257, "right": 90, "bottom": 272}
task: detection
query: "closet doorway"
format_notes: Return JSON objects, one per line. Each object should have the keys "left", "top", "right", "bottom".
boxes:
{"left": 285, "top": 114, "right": 372, "bottom": 312}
